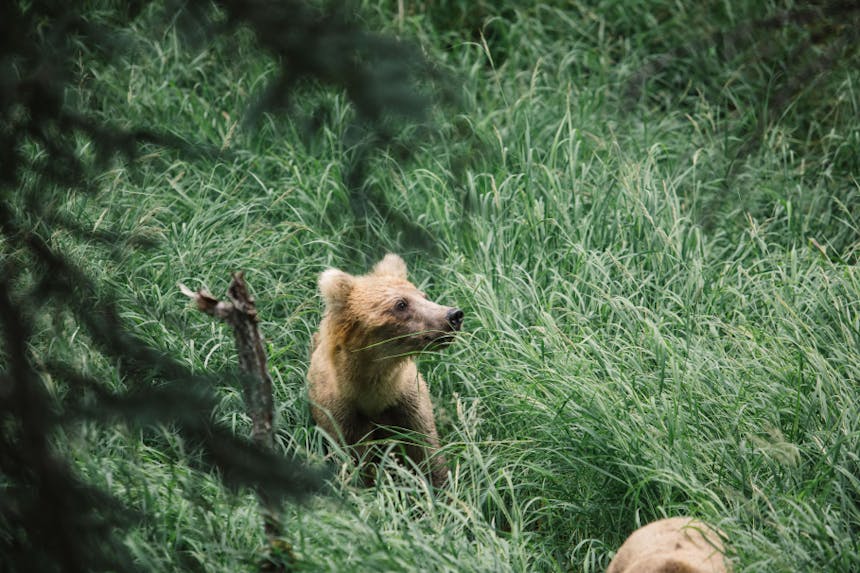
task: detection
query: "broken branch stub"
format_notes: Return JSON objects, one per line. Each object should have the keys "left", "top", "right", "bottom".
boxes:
{"left": 180, "top": 273, "right": 289, "bottom": 565}
{"left": 180, "top": 273, "right": 275, "bottom": 450}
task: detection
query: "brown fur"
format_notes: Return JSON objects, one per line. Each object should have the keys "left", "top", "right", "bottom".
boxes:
{"left": 307, "top": 254, "right": 461, "bottom": 487}
{"left": 607, "top": 517, "right": 730, "bottom": 573}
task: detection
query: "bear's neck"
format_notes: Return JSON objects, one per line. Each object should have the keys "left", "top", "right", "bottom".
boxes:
{"left": 337, "top": 347, "right": 416, "bottom": 416}
{"left": 321, "top": 320, "right": 415, "bottom": 414}
{"left": 322, "top": 317, "right": 413, "bottom": 383}
{"left": 320, "top": 315, "right": 419, "bottom": 410}
{"left": 334, "top": 344, "right": 413, "bottom": 386}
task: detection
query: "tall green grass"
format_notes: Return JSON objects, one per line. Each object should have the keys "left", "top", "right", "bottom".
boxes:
{"left": 42, "top": 1, "right": 860, "bottom": 571}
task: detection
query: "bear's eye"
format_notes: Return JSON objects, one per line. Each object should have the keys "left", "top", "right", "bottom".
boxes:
{"left": 394, "top": 299, "right": 408, "bottom": 312}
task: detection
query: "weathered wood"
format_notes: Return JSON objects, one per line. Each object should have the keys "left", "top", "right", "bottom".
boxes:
{"left": 180, "top": 273, "right": 291, "bottom": 569}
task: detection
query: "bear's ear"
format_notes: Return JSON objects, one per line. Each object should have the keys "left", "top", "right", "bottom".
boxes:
{"left": 372, "top": 253, "right": 408, "bottom": 280}
{"left": 319, "top": 268, "right": 353, "bottom": 310}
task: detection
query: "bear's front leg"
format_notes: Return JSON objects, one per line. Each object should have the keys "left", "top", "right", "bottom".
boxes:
{"left": 379, "top": 400, "right": 448, "bottom": 488}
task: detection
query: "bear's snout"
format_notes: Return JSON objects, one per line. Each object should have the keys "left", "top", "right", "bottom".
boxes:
{"left": 446, "top": 308, "right": 464, "bottom": 331}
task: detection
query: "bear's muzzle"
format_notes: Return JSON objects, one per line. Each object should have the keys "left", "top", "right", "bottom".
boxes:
{"left": 446, "top": 308, "right": 464, "bottom": 331}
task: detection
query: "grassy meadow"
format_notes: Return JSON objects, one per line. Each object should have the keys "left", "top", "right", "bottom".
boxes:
{"left": 36, "top": 1, "right": 860, "bottom": 571}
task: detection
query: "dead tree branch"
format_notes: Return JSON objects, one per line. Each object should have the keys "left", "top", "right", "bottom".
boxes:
{"left": 180, "top": 273, "right": 292, "bottom": 570}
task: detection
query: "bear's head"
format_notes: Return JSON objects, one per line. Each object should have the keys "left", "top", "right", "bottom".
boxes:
{"left": 318, "top": 254, "right": 463, "bottom": 356}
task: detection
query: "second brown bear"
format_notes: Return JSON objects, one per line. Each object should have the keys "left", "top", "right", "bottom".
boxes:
{"left": 307, "top": 254, "right": 463, "bottom": 487}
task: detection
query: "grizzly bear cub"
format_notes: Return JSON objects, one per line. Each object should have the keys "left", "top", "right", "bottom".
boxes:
{"left": 607, "top": 517, "right": 730, "bottom": 573}
{"left": 307, "top": 254, "right": 463, "bottom": 487}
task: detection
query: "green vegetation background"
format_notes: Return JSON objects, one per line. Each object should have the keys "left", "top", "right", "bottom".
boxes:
{"left": 30, "top": 1, "right": 860, "bottom": 571}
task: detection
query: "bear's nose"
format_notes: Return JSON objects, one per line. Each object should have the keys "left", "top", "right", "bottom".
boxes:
{"left": 446, "top": 308, "right": 464, "bottom": 331}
